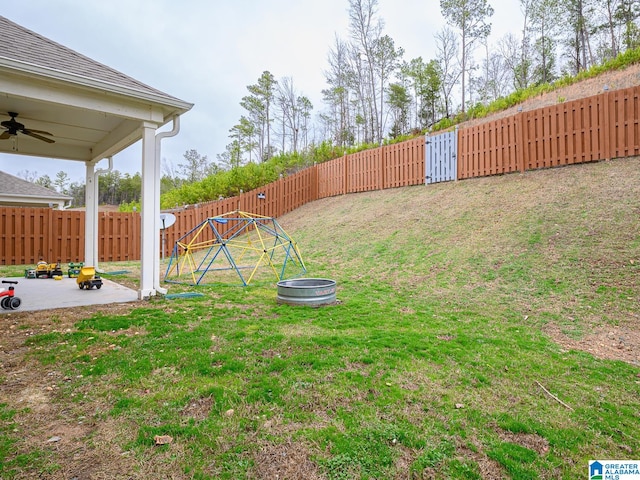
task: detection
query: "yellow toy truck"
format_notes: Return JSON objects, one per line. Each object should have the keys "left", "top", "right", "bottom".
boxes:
{"left": 34, "top": 260, "right": 63, "bottom": 278}
{"left": 76, "top": 266, "right": 103, "bottom": 290}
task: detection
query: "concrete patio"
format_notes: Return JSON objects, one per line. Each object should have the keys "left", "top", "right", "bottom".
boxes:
{"left": 0, "top": 275, "right": 139, "bottom": 313}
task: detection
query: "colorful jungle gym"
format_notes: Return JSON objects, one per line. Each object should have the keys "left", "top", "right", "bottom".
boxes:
{"left": 164, "top": 211, "right": 306, "bottom": 286}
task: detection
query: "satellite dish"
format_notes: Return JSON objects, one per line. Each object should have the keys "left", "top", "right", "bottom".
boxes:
{"left": 160, "top": 213, "right": 176, "bottom": 230}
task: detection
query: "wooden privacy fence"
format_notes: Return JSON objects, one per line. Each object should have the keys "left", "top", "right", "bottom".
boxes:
{"left": 0, "top": 208, "right": 140, "bottom": 265}
{"left": 458, "top": 85, "right": 640, "bottom": 178}
{"left": 1, "top": 85, "right": 639, "bottom": 264}
{"left": 317, "top": 136, "right": 425, "bottom": 197}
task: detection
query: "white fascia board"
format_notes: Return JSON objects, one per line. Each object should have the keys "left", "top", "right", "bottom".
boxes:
{"left": 0, "top": 58, "right": 193, "bottom": 113}
{"left": 0, "top": 193, "right": 70, "bottom": 203}
{"left": 0, "top": 75, "right": 167, "bottom": 123}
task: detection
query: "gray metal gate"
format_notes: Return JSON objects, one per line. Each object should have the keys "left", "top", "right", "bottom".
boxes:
{"left": 425, "top": 129, "right": 457, "bottom": 184}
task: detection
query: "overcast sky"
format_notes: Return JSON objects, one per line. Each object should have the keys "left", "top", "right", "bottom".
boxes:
{"left": 0, "top": 0, "right": 522, "bottom": 183}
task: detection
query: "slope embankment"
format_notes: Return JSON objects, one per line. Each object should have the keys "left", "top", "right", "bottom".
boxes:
{"left": 280, "top": 155, "right": 640, "bottom": 365}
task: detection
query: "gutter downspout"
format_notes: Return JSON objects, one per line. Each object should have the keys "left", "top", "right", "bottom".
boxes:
{"left": 154, "top": 116, "right": 180, "bottom": 295}
{"left": 93, "top": 156, "right": 113, "bottom": 273}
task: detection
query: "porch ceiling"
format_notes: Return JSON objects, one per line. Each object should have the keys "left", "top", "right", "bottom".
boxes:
{"left": 0, "top": 67, "right": 190, "bottom": 165}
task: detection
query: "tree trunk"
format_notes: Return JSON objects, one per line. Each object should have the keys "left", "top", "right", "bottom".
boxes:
{"left": 607, "top": 0, "right": 618, "bottom": 57}
{"left": 461, "top": 29, "right": 467, "bottom": 115}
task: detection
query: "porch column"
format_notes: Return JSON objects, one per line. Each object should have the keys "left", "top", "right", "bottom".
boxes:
{"left": 139, "top": 121, "right": 160, "bottom": 299}
{"left": 84, "top": 163, "right": 97, "bottom": 267}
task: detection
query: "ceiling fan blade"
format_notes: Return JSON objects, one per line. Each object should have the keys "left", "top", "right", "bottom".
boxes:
{"left": 24, "top": 128, "right": 54, "bottom": 135}
{"left": 23, "top": 130, "right": 55, "bottom": 143}
{"left": 0, "top": 131, "right": 11, "bottom": 140}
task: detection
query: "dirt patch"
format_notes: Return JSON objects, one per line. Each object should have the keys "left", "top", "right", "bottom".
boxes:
{"left": 495, "top": 429, "right": 550, "bottom": 456}
{"left": 252, "top": 439, "right": 325, "bottom": 480}
{"left": 9, "top": 395, "right": 141, "bottom": 479}
{"left": 181, "top": 396, "right": 215, "bottom": 421}
{"left": 393, "top": 444, "right": 416, "bottom": 479}
{"left": 543, "top": 321, "right": 640, "bottom": 365}
{"left": 455, "top": 443, "right": 506, "bottom": 480}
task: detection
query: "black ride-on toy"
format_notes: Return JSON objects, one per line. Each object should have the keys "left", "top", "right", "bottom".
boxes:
{"left": 0, "top": 280, "right": 21, "bottom": 310}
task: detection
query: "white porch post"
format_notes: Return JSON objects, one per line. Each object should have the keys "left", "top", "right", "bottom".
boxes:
{"left": 153, "top": 116, "right": 180, "bottom": 295}
{"left": 84, "top": 163, "right": 97, "bottom": 267}
{"left": 139, "top": 122, "right": 160, "bottom": 299}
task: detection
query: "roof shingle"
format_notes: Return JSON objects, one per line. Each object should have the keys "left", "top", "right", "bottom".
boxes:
{"left": 0, "top": 15, "right": 184, "bottom": 104}
{"left": 0, "top": 170, "right": 71, "bottom": 200}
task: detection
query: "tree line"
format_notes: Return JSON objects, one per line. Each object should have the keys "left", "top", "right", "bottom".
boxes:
{"left": 320, "top": 0, "right": 639, "bottom": 147}
{"left": 17, "top": 169, "right": 142, "bottom": 208}
{"left": 20, "top": 0, "right": 640, "bottom": 208}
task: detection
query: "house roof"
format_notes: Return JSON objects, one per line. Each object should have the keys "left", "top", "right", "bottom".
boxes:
{"left": 0, "top": 15, "right": 193, "bottom": 163}
{"left": 0, "top": 170, "right": 72, "bottom": 208}
{"left": 0, "top": 15, "right": 188, "bottom": 107}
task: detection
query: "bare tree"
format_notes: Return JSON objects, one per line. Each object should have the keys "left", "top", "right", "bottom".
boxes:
{"left": 348, "top": 0, "right": 385, "bottom": 143}
{"left": 161, "top": 158, "right": 183, "bottom": 190}
{"left": 349, "top": 44, "right": 374, "bottom": 143}
{"left": 476, "top": 37, "right": 512, "bottom": 103}
{"left": 16, "top": 169, "right": 39, "bottom": 182}
{"left": 323, "top": 35, "right": 355, "bottom": 147}
{"left": 563, "top": 0, "right": 596, "bottom": 73}
{"left": 435, "top": 27, "right": 461, "bottom": 118}
{"left": 276, "top": 77, "right": 313, "bottom": 154}
{"left": 498, "top": 33, "right": 528, "bottom": 91}
{"left": 440, "top": 0, "right": 494, "bottom": 115}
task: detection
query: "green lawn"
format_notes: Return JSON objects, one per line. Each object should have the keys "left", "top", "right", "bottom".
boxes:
{"left": 1, "top": 157, "right": 639, "bottom": 479}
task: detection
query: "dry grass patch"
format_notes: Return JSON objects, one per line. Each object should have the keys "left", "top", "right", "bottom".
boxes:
{"left": 253, "top": 439, "right": 325, "bottom": 479}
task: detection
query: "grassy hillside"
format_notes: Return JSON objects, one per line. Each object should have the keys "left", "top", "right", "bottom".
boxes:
{"left": 1, "top": 157, "right": 639, "bottom": 479}
{"left": 282, "top": 156, "right": 639, "bottom": 353}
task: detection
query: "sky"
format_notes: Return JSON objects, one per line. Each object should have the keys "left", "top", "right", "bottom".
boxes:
{"left": 0, "top": 0, "right": 523, "bottom": 184}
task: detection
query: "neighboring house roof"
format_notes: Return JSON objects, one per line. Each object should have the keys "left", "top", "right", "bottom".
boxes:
{"left": 0, "top": 15, "right": 188, "bottom": 107}
{"left": 0, "top": 170, "right": 72, "bottom": 209}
